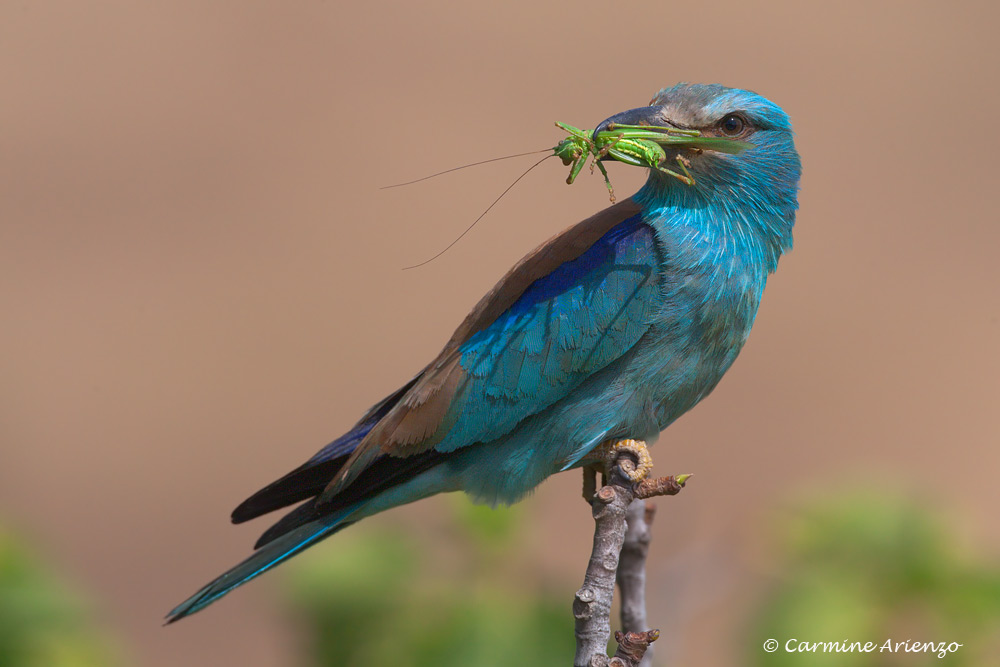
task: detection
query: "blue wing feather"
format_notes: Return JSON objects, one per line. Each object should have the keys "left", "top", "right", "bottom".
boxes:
{"left": 432, "top": 215, "right": 661, "bottom": 452}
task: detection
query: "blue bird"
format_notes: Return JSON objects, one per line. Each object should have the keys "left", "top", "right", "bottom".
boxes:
{"left": 167, "top": 83, "right": 801, "bottom": 622}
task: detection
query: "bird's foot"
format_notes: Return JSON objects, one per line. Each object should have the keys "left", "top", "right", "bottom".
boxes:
{"left": 600, "top": 439, "right": 653, "bottom": 482}
{"left": 583, "top": 439, "right": 691, "bottom": 502}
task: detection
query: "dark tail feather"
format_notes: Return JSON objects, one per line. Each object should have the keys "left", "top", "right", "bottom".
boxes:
{"left": 165, "top": 506, "right": 357, "bottom": 624}
{"left": 230, "top": 378, "right": 422, "bottom": 524}
{"left": 253, "top": 497, "right": 326, "bottom": 549}
{"left": 231, "top": 457, "right": 347, "bottom": 524}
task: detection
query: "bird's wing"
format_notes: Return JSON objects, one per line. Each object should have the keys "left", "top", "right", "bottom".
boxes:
{"left": 325, "top": 198, "right": 662, "bottom": 495}
{"left": 229, "top": 376, "right": 420, "bottom": 524}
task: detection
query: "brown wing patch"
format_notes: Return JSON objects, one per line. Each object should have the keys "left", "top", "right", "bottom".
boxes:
{"left": 382, "top": 354, "right": 464, "bottom": 450}
{"left": 322, "top": 198, "right": 643, "bottom": 499}
{"left": 441, "top": 199, "right": 642, "bottom": 354}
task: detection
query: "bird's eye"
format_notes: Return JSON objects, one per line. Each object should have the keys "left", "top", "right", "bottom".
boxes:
{"left": 719, "top": 113, "right": 746, "bottom": 136}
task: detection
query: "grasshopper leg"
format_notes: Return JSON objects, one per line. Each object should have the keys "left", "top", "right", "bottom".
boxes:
{"left": 657, "top": 166, "right": 694, "bottom": 186}
{"left": 658, "top": 153, "right": 696, "bottom": 186}
{"left": 594, "top": 160, "right": 616, "bottom": 203}
{"left": 590, "top": 132, "right": 623, "bottom": 175}
{"left": 565, "top": 147, "right": 588, "bottom": 185}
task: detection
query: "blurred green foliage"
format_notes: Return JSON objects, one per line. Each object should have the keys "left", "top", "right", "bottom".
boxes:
{"left": 285, "top": 496, "right": 574, "bottom": 667}
{"left": 0, "top": 527, "right": 121, "bottom": 667}
{"left": 286, "top": 489, "right": 1000, "bottom": 667}
{"left": 449, "top": 492, "right": 523, "bottom": 554}
{"left": 750, "top": 493, "right": 1000, "bottom": 666}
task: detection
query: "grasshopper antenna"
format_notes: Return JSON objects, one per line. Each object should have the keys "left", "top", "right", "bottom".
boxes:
{"left": 402, "top": 154, "right": 553, "bottom": 270}
{"left": 382, "top": 149, "right": 551, "bottom": 189}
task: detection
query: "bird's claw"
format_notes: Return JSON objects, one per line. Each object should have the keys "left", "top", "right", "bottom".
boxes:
{"left": 602, "top": 439, "right": 653, "bottom": 482}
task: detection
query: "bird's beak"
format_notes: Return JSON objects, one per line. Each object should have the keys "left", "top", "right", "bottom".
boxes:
{"left": 592, "top": 106, "right": 667, "bottom": 135}
{"left": 593, "top": 106, "right": 751, "bottom": 154}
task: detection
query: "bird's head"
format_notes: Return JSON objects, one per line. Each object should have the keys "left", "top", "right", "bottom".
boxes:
{"left": 595, "top": 83, "right": 801, "bottom": 213}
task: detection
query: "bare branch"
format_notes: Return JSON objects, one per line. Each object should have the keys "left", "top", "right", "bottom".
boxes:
{"left": 573, "top": 442, "right": 690, "bottom": 667}
{"left": 634, "top": 474, "right": 691, "bottom": 500}
{"left": 617, "top": 500, "right": 655, "bottom": 667}
{"left": 573, "top": 480, "right": 630, "bottom": 667}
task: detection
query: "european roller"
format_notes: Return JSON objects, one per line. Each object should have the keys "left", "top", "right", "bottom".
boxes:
{"left": 167, "top": 83, "right": 801, "bottom": 622}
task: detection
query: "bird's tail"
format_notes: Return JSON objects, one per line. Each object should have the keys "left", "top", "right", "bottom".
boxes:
{"left": 164, "top": 505, "right": 358, "bottom": 624}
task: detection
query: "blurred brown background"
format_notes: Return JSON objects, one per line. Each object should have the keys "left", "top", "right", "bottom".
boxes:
{"left": 1, "top": 1, "right": 997, "bottom": 665}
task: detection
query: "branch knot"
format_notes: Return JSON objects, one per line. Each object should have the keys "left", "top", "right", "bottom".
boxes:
{"left": 609, "top": 629, "right": 661, "bottom": 667}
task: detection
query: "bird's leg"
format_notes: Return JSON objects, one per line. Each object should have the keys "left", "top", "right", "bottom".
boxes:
{"left": 582, "top": 464, "right": 599, "bottom": 503}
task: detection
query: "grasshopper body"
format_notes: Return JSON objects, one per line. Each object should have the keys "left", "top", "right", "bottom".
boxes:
{"left": 554, "top": 121, "right": 705, "bottom": 201}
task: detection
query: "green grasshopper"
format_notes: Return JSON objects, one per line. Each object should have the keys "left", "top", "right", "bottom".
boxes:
{"left": 553, "top": 122, "right": 749, "bottom": 202}
{"left": 387, "top": 119, "right": 752, "bottom": 268}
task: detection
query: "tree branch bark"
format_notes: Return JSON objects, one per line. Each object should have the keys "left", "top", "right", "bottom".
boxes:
{"left": 617, "top": 499, "right": 655, "bottom": 667}
{"left": 573, "top": 444, "right": 688, "bottom": 667}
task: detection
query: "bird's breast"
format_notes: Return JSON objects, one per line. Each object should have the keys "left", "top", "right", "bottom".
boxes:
{"left": 627, "top": 254, "right": 766, "bottom": 430}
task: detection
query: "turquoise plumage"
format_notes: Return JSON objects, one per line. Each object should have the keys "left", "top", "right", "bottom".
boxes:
{"left": 167, "top": 83, "right": 801, "bottom": 622}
